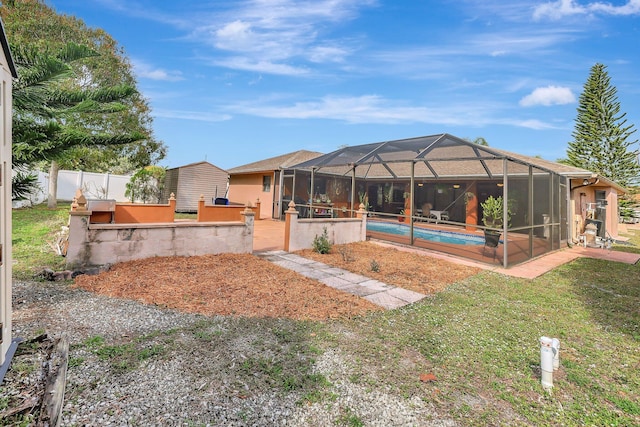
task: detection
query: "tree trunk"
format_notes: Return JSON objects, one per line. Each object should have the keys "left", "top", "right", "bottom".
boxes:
{"left": 47, "top": 161, "right": 60, "bottom": 209}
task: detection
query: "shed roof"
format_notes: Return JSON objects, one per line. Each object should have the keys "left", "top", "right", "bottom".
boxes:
{"left": 168, "top": 161, "right": 228, "bottom": 174}
{"left": 228, "top": 150, "right": 323, "bottom": 174}
{"left": 0, "top": 18, "right": 17, "bottom": 78}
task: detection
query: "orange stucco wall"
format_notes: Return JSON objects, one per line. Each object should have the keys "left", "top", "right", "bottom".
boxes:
{"left": 112, "top": 199, "right": 176, "bottom": 223}
{"left": 570, "top": 181, "right": 620, "bottom": 239}
{"left": 197, "top": 199, "right": 260, "bottom": 222}
{"left": 228, "top": 173, "right": 274, "bottom": 219}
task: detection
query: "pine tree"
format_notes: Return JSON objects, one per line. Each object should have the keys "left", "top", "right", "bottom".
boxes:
{"left": 1, "top": 0, "right": 166, "bottom": 204}
{"left": 566, "top": 63, "right": 640, "bottom": 187}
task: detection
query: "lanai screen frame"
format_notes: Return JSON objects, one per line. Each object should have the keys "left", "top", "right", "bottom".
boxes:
{"left": 287, "top": 134, "right": 567, "bottom": 268}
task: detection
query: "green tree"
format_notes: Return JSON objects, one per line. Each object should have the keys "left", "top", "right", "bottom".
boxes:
{"left": 1, "top": 0, "right": 166, "bottom": 203}
{"left": 125, "top": 166, "right": 166, "bottom": 203}
{"left": 11, "top": 42, "right": 145, "bottom": 205}
{"left": 566, "top": 63, "right": 640, "bottom": 187}
{"left": 473, "top": 137, "right": 489, "bottom": 146}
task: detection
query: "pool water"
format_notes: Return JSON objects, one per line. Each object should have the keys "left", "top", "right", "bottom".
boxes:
{"left": 367, "top": 221, "right": 484, "bottom": 246}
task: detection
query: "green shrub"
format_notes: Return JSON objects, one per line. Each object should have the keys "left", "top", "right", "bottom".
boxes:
{"left": 312, "top": 228, "right": 332, "bottom": 254}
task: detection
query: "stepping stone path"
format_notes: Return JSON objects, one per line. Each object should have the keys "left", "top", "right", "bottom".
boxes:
{"left": 256, "top": 251, "right": 426, "bottom": 309}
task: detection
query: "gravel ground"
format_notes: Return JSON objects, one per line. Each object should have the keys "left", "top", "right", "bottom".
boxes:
{"left": 3, "top": 280, "right": 456, "bottom": 426}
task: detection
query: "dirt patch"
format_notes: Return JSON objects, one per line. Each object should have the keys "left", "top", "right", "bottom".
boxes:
{"left": 73, "top": 242, "right": 480, "bottom": 320}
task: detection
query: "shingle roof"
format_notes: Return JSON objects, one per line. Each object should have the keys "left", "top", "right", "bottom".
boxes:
{"left": 228, "top": 150, "right": 324, "bottom": 174}
{"left": 168, "top": 161, "right": 228, "bottom": 174}
{"left": 489, "top": 148, "right": 592, "bottom": 176}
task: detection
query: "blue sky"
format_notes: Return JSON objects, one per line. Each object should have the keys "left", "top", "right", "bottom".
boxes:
{"left": 48, "top": 0, "right": 640, "bottom": 170}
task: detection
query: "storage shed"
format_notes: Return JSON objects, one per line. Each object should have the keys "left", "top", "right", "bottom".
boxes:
{"left": 0, "top": 17, "right": 17, "bottom": 372}
{"left": 162, "top": 161, "right": 229, "bottom": 212}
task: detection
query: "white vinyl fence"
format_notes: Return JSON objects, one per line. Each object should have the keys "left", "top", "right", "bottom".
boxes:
{"left": 13, "top": 169, "right": 132, "bottom": 208}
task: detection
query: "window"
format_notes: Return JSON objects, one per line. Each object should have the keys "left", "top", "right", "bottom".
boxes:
{"left": 262, "top": 175, "right": 271, "bottom": 192}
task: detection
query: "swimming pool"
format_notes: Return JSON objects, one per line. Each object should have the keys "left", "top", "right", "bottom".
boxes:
{"left": 367, "top": 221, "right": 484, "bottom": 246}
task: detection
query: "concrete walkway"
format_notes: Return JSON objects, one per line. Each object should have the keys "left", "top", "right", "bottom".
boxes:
{"left": 255, "top": 250, "right": 426, "bottom": 309}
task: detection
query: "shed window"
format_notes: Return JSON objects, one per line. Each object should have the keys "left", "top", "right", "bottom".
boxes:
{"left": 262, "top": 175, "right": 271, "bottom": 192}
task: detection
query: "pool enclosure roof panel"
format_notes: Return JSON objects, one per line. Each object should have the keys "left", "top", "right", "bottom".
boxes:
{"left": 290, "top": 133, "right": 564, "bottom": 179}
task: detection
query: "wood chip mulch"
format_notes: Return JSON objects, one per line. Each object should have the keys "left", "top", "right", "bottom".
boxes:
{"left": 73, "top": 253, "right": 382, "bottom": 321}
{"left": 297, "top": 241, "right": 481, "bottom": 294}
{"left": 73, "top": 242, "right": 481, "bottom": 321}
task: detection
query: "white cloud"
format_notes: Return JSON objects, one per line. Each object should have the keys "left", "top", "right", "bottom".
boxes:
{"left": 510, "top": 119, "right": 559, "bottom": 130}
{"left": 227, "top": 94, "right": 527, "bottom": 127}
{"left": 152, "top": 109, "right": 232, "bottom": 122}
{"left": 212, "top": 57, "right": 309, "bottom": 76}
{"left": 308, "top": 45, "right": 351, "bottom": 63}
{"left": 519, "top": 86, "right": 576, "bottom": 106}
{"left": 214, "top": 20, "right": 255, "bottom": 51}
{"left": 189, "top": 0, "right": 375, "bottom": 73}
{"left": 533, "top": 0, "right": 640, "bottom": 20}
{"left": 133, "top": 59, "right": 184, "bottom": 81}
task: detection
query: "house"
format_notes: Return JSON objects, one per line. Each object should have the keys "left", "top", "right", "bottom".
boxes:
{"left": 498, "top": 150, "right": 626, "bottom": 242}
{"left": 287, "top": 134, "right": 628, "bottom": 267}
{"left": 227, "top": 150, "right": 323, "bottom": 219}
{"left": 0, "top": 17, "right": 17, "bottom": 373}
{"left": 162, "top": 161, "right": 229, "bottom": 212}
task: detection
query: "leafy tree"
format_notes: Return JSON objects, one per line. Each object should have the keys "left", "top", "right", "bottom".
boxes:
{"left": 1, "top": 0, "right": 166, "bottom": 204}
{"left": 125, "top": 166, "right": 167, "bottom": 203}
{"left": 11, "top": 170, "right": 40, "bottom": 202}
{"left": 464, "top": 137, "right": 489, "bottom": 146}
{"left": 473, "top": 137, "right": 489, "bottom": 146}
{"left": 11, "top": 41, "right": 145, "bottom": 205}
{"left": 566, "top": 63, "right": 640, "bottom": 187}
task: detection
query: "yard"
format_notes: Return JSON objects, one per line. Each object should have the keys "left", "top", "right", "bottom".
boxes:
{"left": 2, "top": 204, "right": 639, "bottom": 426}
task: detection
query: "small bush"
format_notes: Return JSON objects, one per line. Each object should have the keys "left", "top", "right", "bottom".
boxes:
{"left": 312, "top": 228, "right": 332, "bottom": 254}
{"left": 370, "top": 259, "right": 380, "bottom": 272}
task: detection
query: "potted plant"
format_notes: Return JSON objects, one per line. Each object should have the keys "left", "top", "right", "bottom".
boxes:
{"left": 480, "top": 196, "right": 513, "bottom": 247}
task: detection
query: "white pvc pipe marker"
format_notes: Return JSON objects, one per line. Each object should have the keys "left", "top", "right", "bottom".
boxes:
{"left": 552, "top": 338, "right": 560, "bottom": 371}
{"left": 540, "top": 336, "right": 554, "bottom": 389}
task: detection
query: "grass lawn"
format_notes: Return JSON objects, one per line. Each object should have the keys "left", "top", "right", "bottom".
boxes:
{"left": 327, "top": 257, "right": 639, "bottom": 425}
{"left": 12, "top": 203, "right": 69, "bottom": 280}
{"left": 10, "top": 205, "right": 640, "bottom": 425}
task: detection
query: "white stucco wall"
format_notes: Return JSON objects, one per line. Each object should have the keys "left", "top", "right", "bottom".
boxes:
{"left": 66, "top": 211, "right": 254, "bottom": 269}
{"left": 285, "top": 209, "right": 367, "bottom": 252}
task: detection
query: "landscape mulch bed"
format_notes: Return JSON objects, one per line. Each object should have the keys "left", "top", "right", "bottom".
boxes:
{"left": 298, "top": 241, "right": 482, "bottom": 294}
{"left": 74, "top": 242, "right": 482, "bottom": 320}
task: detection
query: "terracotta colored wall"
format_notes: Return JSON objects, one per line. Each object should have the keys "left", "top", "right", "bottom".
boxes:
{"left": 569, "top": 181, "right": 621, "bottom": 239}
{"left": 228, "top": 173, "right": 273, "bottom": 219}
{"left": 110, "top": 199, "right": 176, "bottom": 224}
{"left": 197, "top": 199, "right": 260, "bottom": 222}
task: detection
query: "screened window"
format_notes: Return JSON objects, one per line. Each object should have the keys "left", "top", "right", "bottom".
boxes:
{"left": 262, "top": 175, "right": 271, "bottom": 192}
